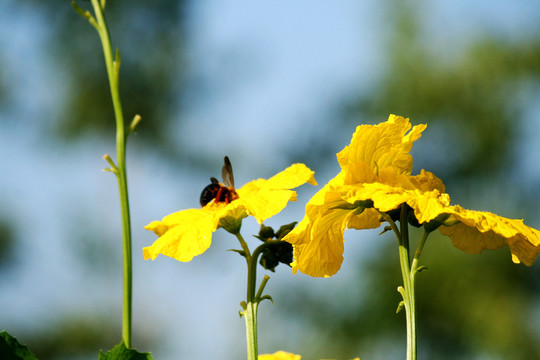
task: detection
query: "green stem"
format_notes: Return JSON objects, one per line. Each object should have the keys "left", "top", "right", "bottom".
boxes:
{"left": 244, "top": 301, "right": 258, "bottom": 360}
{"left": 382, "top": 206, "right": 432, "bottom": 359}
{"left": 89, "top": 0, "right": 132, "bottom": 348}
{"left": 235, "top": 233, "right": 254, "bottom": 301}
{"left": 398, "top": 205, "right": 415, "bottom": 360}
{"left": 411, "top": 230, "right": 429, "bottom": 276}
{"left": 398, "top": 244, "right": 416, "bottom": 360}
{"left": 234, "top": 234, "right": 281, "bottom": 360}
{"left": 379, "top": 212, "right": 401, "bottom": 240}
{"left": 234, "top": 232, "right": 258, "bottom": 360}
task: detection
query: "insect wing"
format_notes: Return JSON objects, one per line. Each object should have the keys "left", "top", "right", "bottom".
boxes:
{"left": 222, "top": 156, "right": 235, "bottom": 188}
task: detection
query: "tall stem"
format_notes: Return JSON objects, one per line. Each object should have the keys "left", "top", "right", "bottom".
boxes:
{"left": 90, "top": 0, "right": 132, "bottom": 347}
{"left": 398, "top": 205, "right": 416, "bottom": 360}
{"left": 234, "top": 232, "right": 258, "bottom": 360}
{"left": 244, "top": 301, "right": 258, "bottom": 360}
{"left": 398, "top": 245, "right": 416, "bottom": 360}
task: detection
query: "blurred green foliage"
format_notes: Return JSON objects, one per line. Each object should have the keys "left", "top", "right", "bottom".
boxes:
{"left": 0, "top": 218, "right": 16, "bottom": 268}
{"left": 280, "top": 233, "right": 539, "bottom": 359}
{"left": 278, "top": 2, "right": 540, "bottom": 359}
{"left": 28, "top": 0, "right": 187, "bottom": 155}
{"left": 352, "top": 3, "right": 540, "bottom": 182}
{"left": 22, "top": 313, "right": 157, "bottom": 360}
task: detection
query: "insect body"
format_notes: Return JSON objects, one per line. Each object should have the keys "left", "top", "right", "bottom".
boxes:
{"left": 200, "top": 156, "right": 239, "bottom": 207}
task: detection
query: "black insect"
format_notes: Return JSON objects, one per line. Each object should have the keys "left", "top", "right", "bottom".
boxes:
{"left": 200, "top": 156, "right": 239, "bottom": 207}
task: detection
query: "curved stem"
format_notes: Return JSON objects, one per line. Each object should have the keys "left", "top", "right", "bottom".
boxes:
{"left": 411, "top": 229, "right": 429, "bottom": 276}
{"left": 379, "top": 211, "right": 401, "bottom": 240}
{"left": 89, "top": 0, "right": 132, "bottom": 348}
{"left": 234, "top": 232, "right": 253, "bottom": 298}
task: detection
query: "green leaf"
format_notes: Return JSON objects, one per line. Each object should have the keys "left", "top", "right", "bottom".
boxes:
{"left": 227, "top": 248, "right": 246, "bottom": 258}
{"left": 258, "top": 294, "right": 274, "bottom": 305}
{"left": 379, "top": 226, "right": 392, "bottom": 235}
{"left": 0, "top": 331, "right": 38, "bottom": 360}
{"left": 275, "top": 221, "right": 297, "bottom": 239}
{"left": 99, "top": 342, "right": 154, "bottom": 360}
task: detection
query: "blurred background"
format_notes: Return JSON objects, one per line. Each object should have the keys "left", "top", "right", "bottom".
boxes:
{"left": 1, "top": 0, "right": 539, "bottom": 359}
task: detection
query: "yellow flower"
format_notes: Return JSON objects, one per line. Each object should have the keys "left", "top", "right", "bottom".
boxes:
{"left": 143, "top": 163, "right": 316, "bottom": 262}
{"left": 258, "top": 351, "right": 301, "bottom": 360}
{"left": 284, "top": 115, "right": 540, "bottom": 277}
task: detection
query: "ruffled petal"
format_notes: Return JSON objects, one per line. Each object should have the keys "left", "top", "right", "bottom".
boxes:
{"left": 289, "top": 114, "right": 540, "bottom": 278}
{"left": 236, "top": 188, "right": 296, "bottom": 225}
{"left": 284, "top": 182, "right": 336, "bottom": 247}
{"left": 338, "top": 182, "right": 450, "bottom": 225}
{"left": 291, "top": 206, "right": 351, "bottom": 277}
{"left": 284, "top": 184, "right": 349, "bottom": 276}
{"left": 337, "top": 115, "right": 426, "bottom": 183}
{"left": 265, "top": 163, "right": 317, "bottom": 188}
{"left": 258, "top": 351, "right": 302, "bottom": 360}
{"left": 143, "top": 209, "right": 219, "bottom": 261}
{"left": 347, "top": 208, "right": 382, "bottom": 230}
{"left": 439, "top": 206, "right": 540, "bottom": 266}
{"left": 236, "top": 164, "right": 317, "bottom": 224}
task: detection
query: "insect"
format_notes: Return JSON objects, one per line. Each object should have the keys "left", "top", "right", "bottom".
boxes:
{"left": 200, "top": 156, "right": 239, "bottom": 207}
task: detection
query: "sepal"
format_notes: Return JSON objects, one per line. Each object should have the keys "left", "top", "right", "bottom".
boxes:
{"left": 396, "top": 300, "right": 405, "bottom": 314}
{"left": 275, "top": 222, "right": 298, "bottom": 239}
{"left": 379, "top": 226, "right": 392, "bottom": 235}
{"left": 424, "top": 213, "right": 451, "bottom": 233}
{"left": 218, "top": 214, "right": 243, "bottom": 235}
{"left": 228, "top": 248, "right": 247, "bottom": 258}
{"left": 258, "top": 294, "right": 274, "bottom": 305}
{"left": 257, "top": 224, "right": 275, "bottom": 241}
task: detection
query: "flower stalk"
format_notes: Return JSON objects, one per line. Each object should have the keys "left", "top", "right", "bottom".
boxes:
{"left": 74, "top": 0, "right": 136, "bottom": 348}
{"left": 243, "top": 301, "right": 259, "bottom": 360}
{"left": 382, "top": 204, "right": 431, "bottom": 360}
{"left": 398, "top": 205, "right": 415, "bottom": 360}
{"left": 234, "top": 232, "right": 279, "bottom": 360}
{"left": 235, "top": 232, "right": 259, "bottom": 360}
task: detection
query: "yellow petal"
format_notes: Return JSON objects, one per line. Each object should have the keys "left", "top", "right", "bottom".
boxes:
{"left": 439, "top": 206, "right": 540, "bottom": 266}
{"left": 337, "top": 115, "right": 426, "bottom": 183}
{"left": 294, "top": 207, "right": 351, "bottom": 277}
{"left": 265, "top": 163, "right": 317, "bottom": 188}
{"left": 338, "top": 182, "right": 450, "bottom": 225}
{"left": 347, "top": 208, "right": 382, "bottom": 230}
{"left": 145, "top": 220, "right": 170, "bottom": 237}
{"left": 411, "top": 169, "right": 446, "bottom": 193}
{"left": 237, "top": 163, "right": 317, "bottom": 224}
{"left": 284, "top": 181, "right": 337, "bottom": 247}
{"left": 142, "top": 209, "right": 219, "bottom": 261}
{"left": 287, "top": 188, "right": 358, "bottom": 277}
{"left": 236, "top": 186, "right": 297, "bottom": 224}
{"left": 258, "top": 351, "right": 302, "bottom": 360}
{"left": 144, "top": 163, "right": 316, "bottom": 262}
